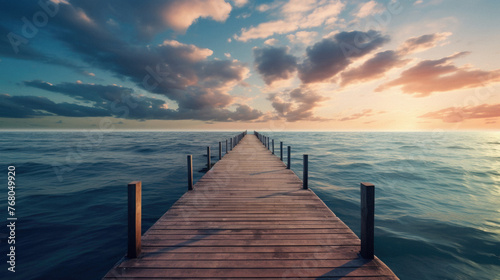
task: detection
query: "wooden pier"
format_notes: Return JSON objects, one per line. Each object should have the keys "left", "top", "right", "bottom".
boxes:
{"left": 104, "top": 132, "right": 398, "bottom": 279}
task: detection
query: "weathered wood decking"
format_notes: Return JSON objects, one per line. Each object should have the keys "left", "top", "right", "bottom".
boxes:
{"left": 104, "top": 134, "right": 398, "bottom": 279}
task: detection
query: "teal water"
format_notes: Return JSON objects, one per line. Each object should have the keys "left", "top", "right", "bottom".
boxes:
{"left": 0, "top": 131, "right": 499, "bottom": 279}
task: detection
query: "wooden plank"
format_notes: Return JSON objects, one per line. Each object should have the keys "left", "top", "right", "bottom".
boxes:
{"left": 118, "top": 259, "right": 378, "bottom": 268}
{"left": 104, "top": 133, "right": 398, "bottom": 279}
{"left": 105, "top": 266, "right": 394, "bottom": 278}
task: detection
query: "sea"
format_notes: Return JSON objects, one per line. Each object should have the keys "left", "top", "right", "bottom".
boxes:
{"left": 0, "top": 131, "right": 499, "bottom": 280}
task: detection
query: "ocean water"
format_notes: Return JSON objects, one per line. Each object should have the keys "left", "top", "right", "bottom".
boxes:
{"left": 0, "top": 131, "right": 499, "bottom": 280}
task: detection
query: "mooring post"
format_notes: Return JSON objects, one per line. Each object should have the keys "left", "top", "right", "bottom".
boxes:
{"left": 280, "top": 142, "right": 283, "bottom": 161}
{"left": 303, "top": 154, "right": 308, "bottom": 189}
{"left": 267, "top": 137, "right": 270, "bottom": 150}
{"left": 230, "top": 138, "right": 233, "bottom": 151}
{"left": 272, "top": 139, "right": 275, "bottom": 154}
{"left": 207, "top": 146, "right": 211, "bottom": 170}
{"left": 219, "top": 142, "right": 222, "bottom": 160}
{"left": 225, "top": 139, "right": 228, "bottom": 154}
{"left": 360, "top": 182, "right": 375, "bottom": 259}
{"left": 287, "top": 146, "right": 291, "bottom": 169}
{"left": 127, "top": 181, "right": 141, "bottom": 258}
{"left": 187, "top": 155, "right": 193, "bottom": 190}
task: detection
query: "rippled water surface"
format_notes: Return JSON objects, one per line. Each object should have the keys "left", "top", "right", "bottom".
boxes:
{"left": 0, "top": 131, "right": 499, "bottom": 279}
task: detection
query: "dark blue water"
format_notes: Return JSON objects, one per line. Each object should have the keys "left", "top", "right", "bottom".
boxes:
{"left": 0, "top": 131, "right": 499, "bottom": 279}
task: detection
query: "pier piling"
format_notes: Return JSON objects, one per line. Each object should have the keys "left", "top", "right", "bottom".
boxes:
{"left": 127, "top": 181, "right": 141, "bottom": 258}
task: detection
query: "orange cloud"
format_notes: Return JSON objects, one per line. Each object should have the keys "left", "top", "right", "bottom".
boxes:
{"left": 339, "top": 109, "right": 385, "bottom": 121}
{"left": 340, "top": 50, "right": 409, "bottom": 87}
{"left": 419, "top": 103, "right": 500, "bottom": 123}
{"left": 376, "top": 52, "right": 500, "bottom": 96}
{"left": 163, "top": 0, "right": 231, "bottom": 32}
{"left": 397, "top": 32, "right": 451, "bottom": 55}
{"left": 340, "top": 32, "right": 451, "bottom": 87}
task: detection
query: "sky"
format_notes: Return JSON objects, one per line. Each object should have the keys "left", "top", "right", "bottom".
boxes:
{"left": 1, "top": 0, "right": 499, "bottom": 131}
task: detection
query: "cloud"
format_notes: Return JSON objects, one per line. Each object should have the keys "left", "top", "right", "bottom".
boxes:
{"left": 253, "top": 46, "right": 298, "bottom": 85}
{"left": 0, "top": 24, "right": 83, "bottom": 71}
{"left": 419, "top": 103, "right": 500, "bottom": 123}
{"left": 298, "top": 30, "right": 389, "bottom": 83}
{"left": 398, "top": 32, "right": 451, "bottom": 55}
{"left": 264, "top": 38, "right": 278, "bottom": 45}
{"left": 67, "top": 0, "right": 232, "bottom": 37}
{"left": 234, "top": 0, "right": 344, "bottom": 41}
{"left": 376, "top": 52, "right": 500, "bottom": 96}
{"left": 234, "top": 20, "right": 297, "bottom": 42}
{"left": 231, "top": 0, "right": 248, "bottom": 8}
{"left": 354, "top": 1, "right": 384, "bottom": 18}
{"left": 339, "top": 109, "right": 380, "bottom": 121}
{"left": 1, "top": 0, "right": 232, "bottom": 44}
{"left": 340, "top": 32, "right": 452, "bottom": 87}
{"left": 0, "top": 94, "right": 110, "bottom": 118}
{"left": 267, "top": 87, "right": 328, "bottom": 122}
{"left": 287, "top": 31, "right": 318, "bottom": 45}
{"left": 256, "top": 2, "right": 281, "bottom": 12}
{"left": 22, "top": 80, "right": 263, "bottom": 121}
{"left": 161, "top": 0, "right": 231, "bottom": 32}
{"left": 340, "top": 50, "right": 409, "bottom": 86}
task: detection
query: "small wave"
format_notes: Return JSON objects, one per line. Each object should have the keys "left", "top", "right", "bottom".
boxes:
{"left": 15, "top": 162, "right": 53, "bottom": 175}
{"left": 447, "top": 145, "right": 473, "bottom": 150}
{"left": 135, "top": 147, "right": 156, "bottom": 153}
{"left": 334, "top": 162, "right": 373, "bottom": 169}
{"left": 399, "top": 145, "right": 421, "bottom": 149}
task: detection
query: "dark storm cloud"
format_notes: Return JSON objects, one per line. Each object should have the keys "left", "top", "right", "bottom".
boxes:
{"left": 253, "top": 46, "right": 298, "bottom": 85}
{"left": 298, "top": 30, "right": 389, "bottom": 83}
{"left": 22, "top": 80, "right": 263, "bottom": 121}
{"left": 0, "top": 94, "right": 111, "bottom": 118}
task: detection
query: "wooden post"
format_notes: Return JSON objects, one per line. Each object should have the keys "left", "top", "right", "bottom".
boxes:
{"left": 272, "top": 139, "right": 275, "bottom": 154}
{"left": 187, "top": 155, "right": 193, "bottom": 191}
{"left": 287, "top": 146, "right": 291, "bottom": 169}
{"left": 207, "top": 146, "right": 211, "bottom": 170}
{"left": 225, "top": 139, "right": 228, "bottom": 155}
{"left": 280, "top": 142, "right": 283, "bottom": 161}
{"left": 230, "top": 138, "right": 233, "bottom": 151}
{"left": 303, "top": 154, "right": 308, "bottom": 189}
{"left": 219, "top": 142, "right": 222, "bottom": 160}
{"left": 360, "top": 182, "right": 375, "bottom": 259}
{"left": 127, "top": 181, "right": 141, "bottom": 258}
{"left": 267, "top": 137, "right": 270, "bottom": 150}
